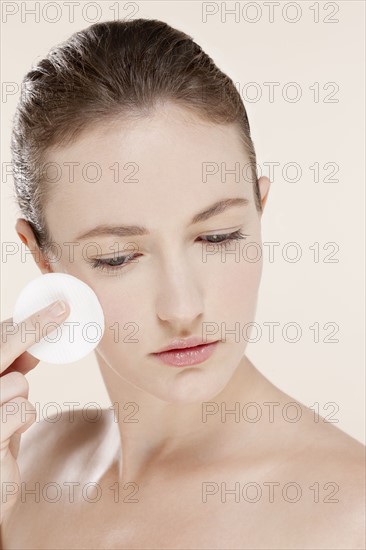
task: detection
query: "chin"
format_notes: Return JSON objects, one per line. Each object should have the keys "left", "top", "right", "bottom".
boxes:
{"left": 153, "top": 368, "right": 233, "bottom": 405}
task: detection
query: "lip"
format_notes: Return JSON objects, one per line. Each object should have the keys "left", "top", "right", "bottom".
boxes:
{"left": 153, "top": 336, "right": 219, "bottom": 354}
{"left": 151, "top": 340, "right": 220, "bottom": 367}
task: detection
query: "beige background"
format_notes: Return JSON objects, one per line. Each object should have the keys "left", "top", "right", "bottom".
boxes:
{"left": 1, "top": 1, "right": 365, "bottom": 443}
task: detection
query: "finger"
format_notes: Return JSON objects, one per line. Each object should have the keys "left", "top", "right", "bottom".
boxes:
{"left": 1, "top": 351, "right": 39, "bottom": 377}
{"left": 0, "top": 397, "right": 37, "bottom": 442}
{"left": 0, "top": 300, "right": 70, "bottom": 375}
{"left": 0, "top": 371, "right": 29, "bottom": 405}
{"left": 8, "top": 432, "right": 21, "bottom": 459}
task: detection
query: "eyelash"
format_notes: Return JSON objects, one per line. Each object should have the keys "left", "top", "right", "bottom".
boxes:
{"left": 89, "top": 230, "right": 249, "bottom": 274}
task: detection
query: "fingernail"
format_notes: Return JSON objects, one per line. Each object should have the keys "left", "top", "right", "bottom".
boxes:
{"left": 47, "top": 300, "right": 67, "bottom": 317}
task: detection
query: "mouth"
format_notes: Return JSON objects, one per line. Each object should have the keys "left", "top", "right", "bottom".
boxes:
{"left": 151, "top": 341, "right": 220, "bottom": 367}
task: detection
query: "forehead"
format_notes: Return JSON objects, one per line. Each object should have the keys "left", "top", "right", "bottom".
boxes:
{"left": 44, "top": 104, "right": 252, "bottom": 238}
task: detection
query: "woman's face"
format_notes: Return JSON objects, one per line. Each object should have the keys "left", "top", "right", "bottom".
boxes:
{"left": 40, "top": 103, "right": 269, "bottom": 403}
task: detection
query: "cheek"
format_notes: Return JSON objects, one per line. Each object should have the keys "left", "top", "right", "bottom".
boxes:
{"left": 210, "top": 252, "right": 262, "bottom": 326}
{"left": 233, "top": 255, "right": 262, "bottom": 302}
{"left": 95, "top": 285, "right": 144, "bottom": 348}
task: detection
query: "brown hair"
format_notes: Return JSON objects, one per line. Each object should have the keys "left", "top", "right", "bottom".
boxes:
{"left": 11, "top": 18, "right": 260, "bottom": 253}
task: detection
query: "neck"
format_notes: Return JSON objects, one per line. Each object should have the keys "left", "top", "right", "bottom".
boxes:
{"left": 95, "top": 352, "right": 268, "bottom": 482}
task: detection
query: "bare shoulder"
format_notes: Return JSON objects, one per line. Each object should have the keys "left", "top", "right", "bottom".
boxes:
{"left": 267, "top": 395, "right": 365, "bottom": 548}
{"left": 1, "top": 407, "right": 119, "bottom": 549}
{"left": 288, "top": 397, "right": 365, "bottom": 477}
{"left": 257, "top": 381, "right": 366, "bottom": 471}
{"left": 226, "top": 375, "right": 366, "bottom": 548}
{"left": 17, "top": 405, "right": 118, "bottom": 481}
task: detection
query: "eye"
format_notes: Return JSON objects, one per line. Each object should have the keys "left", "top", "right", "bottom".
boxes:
{"left": 89, "top": 252, "right": 140, "bottom": 274}
{"left": 198, "top": 229, "right": 249, "bottom": 245}
{"left": 89, "top": 230, "right": 249, "bottom": 275}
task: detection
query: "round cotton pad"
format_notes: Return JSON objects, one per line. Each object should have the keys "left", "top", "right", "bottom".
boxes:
{"left": 12, "top": 273, "right": 105, "bottom": 364}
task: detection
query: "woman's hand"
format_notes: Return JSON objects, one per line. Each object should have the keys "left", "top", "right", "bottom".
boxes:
{"left": 0, "top": 300, "right": 70, "bottom": 524}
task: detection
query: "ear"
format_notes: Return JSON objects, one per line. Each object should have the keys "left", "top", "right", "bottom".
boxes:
{"left": 257, "top": 176, "right": 271, "bottom": 211}
{"left": 15, "top": 218, "right": 51, "bottom": 274}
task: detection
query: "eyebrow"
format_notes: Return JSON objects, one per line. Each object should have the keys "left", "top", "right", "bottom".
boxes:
{"left": 75, "top": 197, "right": 250, "bottom": 241}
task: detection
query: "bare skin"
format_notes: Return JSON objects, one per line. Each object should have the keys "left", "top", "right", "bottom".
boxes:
{"left": 1, "top": 103, "right": 365, "bottom": 548}
{"left": 1, "top": 357, "right": 365, "bottom": 549}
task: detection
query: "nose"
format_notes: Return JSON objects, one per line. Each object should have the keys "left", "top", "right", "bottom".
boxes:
{"left": 156, "top": 260, "right": 204, "bottom": 332}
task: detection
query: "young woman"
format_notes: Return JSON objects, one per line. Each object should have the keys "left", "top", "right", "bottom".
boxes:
{"left": 0, "top": 18, "right": 364, "bottom": 549}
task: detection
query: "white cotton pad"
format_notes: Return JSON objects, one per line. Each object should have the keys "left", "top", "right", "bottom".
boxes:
{"left": 12, "top": 273, "right": 105, "bottom": 364}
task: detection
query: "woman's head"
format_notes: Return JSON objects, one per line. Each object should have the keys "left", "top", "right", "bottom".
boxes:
{"left": 12, "top": 18, "right": 270, "bottom": 403}
{"left": 12, "top": 18, "right": 264, "bottom": 253}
